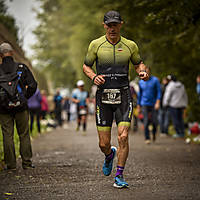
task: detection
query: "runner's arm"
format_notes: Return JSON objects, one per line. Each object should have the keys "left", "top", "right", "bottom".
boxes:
{"left": 83, "top": 64, "right": 105, "bottom": 85}
{"left": 129, "top": 41, "right": 150, "bottom": 81}
{"left": 83, "top": 64, "right": 96, "bottom": 81}
{"left": 71, "top": 98, "right": 80, "bottom": 104}
{"left": 71, "top": 93, "right": 80, "bottom": 104}
{"left": 83, "top": 40, "right": 105, "bottom": 85}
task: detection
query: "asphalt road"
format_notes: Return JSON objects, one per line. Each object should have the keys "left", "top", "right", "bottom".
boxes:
{"left": 0, "top": 116, "right": 200, "bottom": 200}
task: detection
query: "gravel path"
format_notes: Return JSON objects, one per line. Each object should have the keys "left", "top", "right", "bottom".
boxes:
{"left": 0, "top": 116, "right": 200, "bottom": 200}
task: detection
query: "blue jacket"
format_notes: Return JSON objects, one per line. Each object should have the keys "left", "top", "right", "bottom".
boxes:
{"left": 137, "top": 76, "right": 161, "bottom": 106}
{"left": 197, "top": 83, "right": 200, "bottom": 95}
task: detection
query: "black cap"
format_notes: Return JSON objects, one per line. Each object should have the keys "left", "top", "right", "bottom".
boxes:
{"left": 104, "top": 11, "right": 122, "bottom": 24}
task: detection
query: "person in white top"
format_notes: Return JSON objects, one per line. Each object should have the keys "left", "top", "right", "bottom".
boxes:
{"left": 163, "top": 75, "right": 188, "bottom": 138}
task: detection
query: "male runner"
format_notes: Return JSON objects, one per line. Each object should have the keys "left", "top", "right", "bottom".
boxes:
{"left": 83, "top": 11, "right": 149, "bottom": 188}
{"left": 71, "top": 80, "right": 89, "bottom": 131}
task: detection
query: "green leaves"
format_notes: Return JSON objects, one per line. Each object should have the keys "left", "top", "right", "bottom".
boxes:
{"left": 0, "top": 1, "right": 19, "bottom": 43}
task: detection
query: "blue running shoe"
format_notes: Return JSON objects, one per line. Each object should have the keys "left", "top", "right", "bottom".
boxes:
{"left": 102, "top": 146, "right": 117, "bottom": 176}
{"left": 113, "top": 175, "right": 129, "bottom": 188}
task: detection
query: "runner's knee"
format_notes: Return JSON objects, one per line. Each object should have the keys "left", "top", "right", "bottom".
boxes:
{"left": 118, "top": 133, "right": 128, "bottom": 145}
{"left": 99, "top": 141, "right": 111, "bottom": 152}
{"left": 118, "top": 128, "right": 129, "bottom": 147}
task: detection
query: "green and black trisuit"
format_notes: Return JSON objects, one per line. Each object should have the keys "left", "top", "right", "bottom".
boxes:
{"left": 84, "top": 35, "right": 142, "bottom": 131}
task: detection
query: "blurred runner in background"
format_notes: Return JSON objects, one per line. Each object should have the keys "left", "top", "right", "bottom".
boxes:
{"left": 54, "top": 89, "right": 63, "bottom": 127}
{"left": 71, "top": 80, "right": 89, "bottom": 132}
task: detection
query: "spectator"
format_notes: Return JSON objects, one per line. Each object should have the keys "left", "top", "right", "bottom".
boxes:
{"left": 0, "top": 42, "right": 37, "bottom": 170}
{"left": 159, "top": 77, "right": 170, "bottom": 136}
{"left": 137, "top": 74, "right": 161, "bottom": 144}
{"left": 196, "top": 75, "right": 200, "bottom": 100}
{"left": 28, "top": 88, "right": 42, "bottom": 133}
{"left": 163, "top": 75, "right": 188, "bottom": 138}
{"left": 71, "top": 80, "right": 89, "bottom": 131}
{"left": 54, "top": 89, "right": 63, "bottom": 127}
{"left": 47, "top": 94, "right": 55, "bottom": 118}
{"left": 40, "top": 90, "right": 49, "bottom": 119}
{"left": 63, "top": 96, "right": 71, "bottom": 122}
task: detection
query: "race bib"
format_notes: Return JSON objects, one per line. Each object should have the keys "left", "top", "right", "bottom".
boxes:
{"left": 101, "top": 89, "right": 121, "bottom": 104}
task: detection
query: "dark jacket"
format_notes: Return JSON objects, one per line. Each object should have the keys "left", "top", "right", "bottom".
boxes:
{"left": 0, "top": 56, "right": 37, "bottom": 114}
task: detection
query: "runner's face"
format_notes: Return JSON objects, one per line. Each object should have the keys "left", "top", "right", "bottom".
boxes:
{"left": 104, "top": 22, "right": 122, "bottom": 40}
{"left": 78, "top": 85, "right": 84, "bottom": 91}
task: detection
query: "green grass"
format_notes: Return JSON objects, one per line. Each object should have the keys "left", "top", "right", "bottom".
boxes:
{"left": 0, "top": 127, "right": 21, "bottom": 162}
{"left": 0, "top": 121, "right": 47, "bottom": 162}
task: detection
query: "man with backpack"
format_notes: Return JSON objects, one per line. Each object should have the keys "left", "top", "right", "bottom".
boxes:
{"left": 0, "top": 42, "right": 37, "bottom": 170}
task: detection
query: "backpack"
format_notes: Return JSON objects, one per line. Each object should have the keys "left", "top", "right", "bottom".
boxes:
{"left": 0, "top": 63, "right": 26, "bottom": 110}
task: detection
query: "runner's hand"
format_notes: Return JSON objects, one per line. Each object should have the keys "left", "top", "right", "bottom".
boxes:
{"left": 74, "top": 99, "right": 80, "bottom": 104}
{"left": 93, "top": 75, "right": 105, "bottom": 85}
{"left": 139, "top": 71, "right": 149, "bottom": 81}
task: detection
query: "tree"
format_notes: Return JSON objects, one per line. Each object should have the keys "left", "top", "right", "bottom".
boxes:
{"left": 0, "top": 0, "right": 19, "bottom": 43}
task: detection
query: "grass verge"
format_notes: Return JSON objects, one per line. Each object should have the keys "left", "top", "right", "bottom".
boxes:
{"left": 0, "top": 121, "right": 47, "bottom": 169}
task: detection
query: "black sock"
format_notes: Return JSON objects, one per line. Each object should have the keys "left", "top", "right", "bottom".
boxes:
{"left": 83, "top": 122, "right": 86, "bottom": 131}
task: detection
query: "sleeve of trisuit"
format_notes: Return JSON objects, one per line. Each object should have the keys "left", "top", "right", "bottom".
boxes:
{"left": 130, "top": 41, "right": 142, "bottom": 65}
{"left": 84, "top": 40, "right": 97, "bottom": 67}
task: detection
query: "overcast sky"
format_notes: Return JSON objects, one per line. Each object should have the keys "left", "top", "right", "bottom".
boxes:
{"left": 5, "top": 0, "right": 41, "bottom": 58}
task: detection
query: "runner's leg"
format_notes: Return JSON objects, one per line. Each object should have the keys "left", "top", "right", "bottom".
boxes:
{"left": 117, "top": 125, "right": 129, "bottom": 167}
{"left": 113, "top": 88, "right": 132, "bottom": 188}
{"left": 95, "top": 89, "right": 115, "bottom": 176}
{"left": 76, "top": 114, "right": 81, "bottom": 131}
{"left": 98, "top": 129, "right": 117, "bottom": 176}
{"left": 98, "top": 130, "right": 112, "bottom": 155}
{"left": 113, "top": 124, "right": 130, "bottom": 188}
{"left": 82, "top": 115, "right": 87, "bottom": 131}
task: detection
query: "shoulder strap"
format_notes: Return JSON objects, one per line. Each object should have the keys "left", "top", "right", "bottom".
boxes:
{"left": 15, "top": 63, "right": 24, "bottom": 72}
{"left": 15, "top": 63, "right": 25, "bottom": 79}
